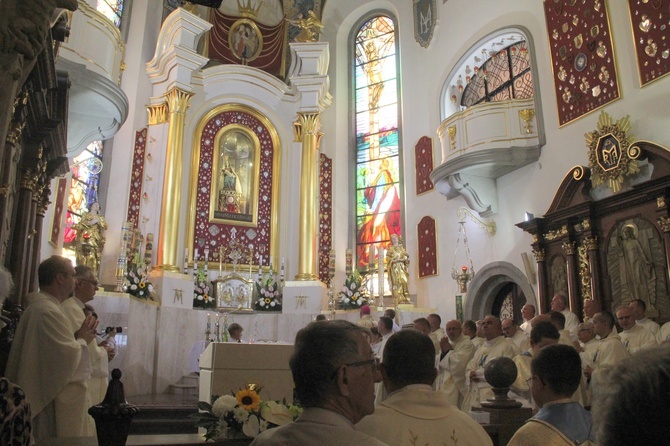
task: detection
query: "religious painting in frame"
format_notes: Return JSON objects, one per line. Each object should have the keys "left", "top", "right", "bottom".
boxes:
{"left": 417, "top": 216, "right": 438, "bottom": 278}
{"left": 229, "top": 19, "right": 263, "bottom": 62}
{"left": 49, "top": 177, "right": 68, "bottom": 247}
{"left": 413, "top": 0, "right": 436, "bottom": 48}
{"left": 627, "top": 0, "right": 670, "bottom": 87}
{"left": 414, "top": 136, "right": 434, "bottom": 195}
{"left": 543, "top": 0, "right": 620, "bottom": 127}
{"left": 209, "top": 125, "right": 261, "bottom": 226}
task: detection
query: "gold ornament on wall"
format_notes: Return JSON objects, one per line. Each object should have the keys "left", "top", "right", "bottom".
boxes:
{"left": 585, "top": 111, "right": 639, "bottom": 193}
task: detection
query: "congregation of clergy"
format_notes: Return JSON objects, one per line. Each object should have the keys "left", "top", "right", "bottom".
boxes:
{"left": 1, "top": 255, "right": 669, "bottom": 445}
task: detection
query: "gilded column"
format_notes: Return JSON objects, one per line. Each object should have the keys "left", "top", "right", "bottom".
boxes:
{"left": 561, "top": 241, "right": 579, "bottom": 312}
{"left": 293, "top": 112, "right": 322, "bottom": 281}
{"left": 154, "top": 88, "right": 192, "bottom": 271}
{"left": 533, "top": 247, "right": 547, "bottom": 311}
{"left": 583, "top": 236, "right": 600, "bottom": 303}
{"left": 656, "top": 216, "right": 670, "bottom": 287}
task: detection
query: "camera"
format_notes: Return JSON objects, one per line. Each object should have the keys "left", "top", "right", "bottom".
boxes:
{"left": 105, "top": 326, "right": 123, "bottom": 334}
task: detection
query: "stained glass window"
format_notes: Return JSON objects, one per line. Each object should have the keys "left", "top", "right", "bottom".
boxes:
{"left": 63, "top": 141, "right": 104, "bottom": 254}
{"left": 97, "top": 0, "right": 124, "bottom": 28}
{"left": 353, "top": 16, "right": 402, "bottom": 269}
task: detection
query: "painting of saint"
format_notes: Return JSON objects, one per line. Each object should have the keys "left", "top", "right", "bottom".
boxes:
{"left": 211, "top": 126, "right": 260, "bottom": 226}
{"left": 229, "top": 20, "right": 262, "bottom": 62}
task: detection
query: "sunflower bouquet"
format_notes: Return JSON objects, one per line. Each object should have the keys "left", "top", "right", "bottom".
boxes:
{"left": 254, "top": 274, "right": 282, "bottom": 311}
{"left": 191, "top": 384, "right": 302, "bottom": 441}
{"left": 338, "top": 269, "right": 369, "bottom": 310}
{"left": 124, "top": 250, "right": 154, "bottom": 299}
{"left": 193, "top": 265, "right": 215, "bottom": 309}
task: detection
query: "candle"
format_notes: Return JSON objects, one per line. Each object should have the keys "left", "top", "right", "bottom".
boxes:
{"left": 194, "top": 249, "right": 199, "bottom": 262}
{"left": 206, "top": 313, "right": 211, "bottom": 331}
{"left": 183, "top": 248, "right": 189, "bottom": 274}
{"left": 329, "top": 250, "right": 336, "bottom": 279}
{"left": 368, "top": 245, "right": 376, "bottom": 269}
{"left": 204, "top": 248, "right": 209, "bottom": 262}
{"left": 378, "top": 247, "right": 385, "bottom": 299}
{"left": 219, "top": 246, "right": 223, "bottom": 277}
{"left": 204, "top": 248, "right": 209, "bottom": 276}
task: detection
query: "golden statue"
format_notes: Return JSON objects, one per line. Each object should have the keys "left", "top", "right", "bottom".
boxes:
{"left": 386, "top": 234, "right": 410, "bottom": 304}
{"left": 287, "top": 10, "right": 324, "bottom": 43}
{"left": 73, "top": 202, "right": 107, "bottom": 277}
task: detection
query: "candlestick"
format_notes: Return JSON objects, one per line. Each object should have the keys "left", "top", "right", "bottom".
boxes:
{"left": 206, "top": 313, "right": 211, "bottom": 331}
{"left": 378, "top": 247, "right": 385, "bottom": 302}
{"left": 368, "top": 245, "right": 376, "bottom": 269}
{"left": 345, "top": 249, "right": 352, "bottom": 275}
{"left": 329, "top": 250, "right": 336, "bottom": 281}
{"left": 204, "top": 248, "right": 209, "bottom": 276}
{"left": 219, "top": 246, "right": 223, "bottom": 277}
{"left": 183, "top": 247, "right": 189, "bottom": 274}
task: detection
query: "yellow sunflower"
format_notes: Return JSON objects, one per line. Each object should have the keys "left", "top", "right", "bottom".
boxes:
{"left": 235, "top": 387, "right": 261, "bottom": 411}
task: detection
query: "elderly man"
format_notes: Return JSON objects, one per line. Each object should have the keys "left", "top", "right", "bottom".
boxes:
{"left": 583, "top": 312, "right": 629, "bottom": 400}
{"left": 63, "top": 265, "right": 115, "bottom": 408}
{"left": 436, "top": 320, "right": 476, "bottom": 407}
{"left": 629, "top": 298, "right": 660, "bottom": 336}
{"left": 616, "top": 306, "right": 656, "bottom": 354}
{"left": 427, "top": 313, "right": 445, "bottom": 354}
{"left": 357, "top": 330, "right": 492, "bottom": 446}
{"left": 6, "top": 256, "right": 98, "bottom": 441}
{"left": 508, "top": 345, "right": 596, "bottom": 446}
{"left": 502, "top": 318, "right": 530, "bottom": 352}
{"left": 356, "top": 305, "right": 376, "bottom": 329}
{"left": 583, "top": 299, "right": 599, "bottom": 322}
{"left": 461, "top": 315, "right": 520, "bottom": 411}
{"left": 520, "top": 304, "right": 536, "bottom": 334}
{"left": 250, "top": 320, "right": 387, "bottom": 446}
{"left": 550, "top": 294, "right": 579, "bottom": 336}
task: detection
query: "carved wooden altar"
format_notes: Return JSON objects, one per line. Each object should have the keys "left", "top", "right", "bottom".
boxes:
{"left": 518, "top": 139, "right": 670, "bottom": 323}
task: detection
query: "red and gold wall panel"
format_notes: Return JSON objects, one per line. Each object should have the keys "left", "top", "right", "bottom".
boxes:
{"left": 543, "top": 0, "right": 620, "bottom": 126}
{"left": 318, "top": 154, "right": 333, "bottom": 284}
{"left": 415, "top": 136, "right": 434, "bottom": 195}
{"left": 627, "top": 0, "right": 670, "bottom": 86}
{"left": 126, "top": 128, "right": 147, "bottom": 228}
{"left": 418, "top": 216, "right": 437, "bottom": 278}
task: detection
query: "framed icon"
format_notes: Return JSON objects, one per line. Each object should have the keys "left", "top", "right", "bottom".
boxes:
{"left": 228, "top": 19, "right": 263, "bottom": 62}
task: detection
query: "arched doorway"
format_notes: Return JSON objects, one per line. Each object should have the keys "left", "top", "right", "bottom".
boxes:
{"left": 464, "top": 261, "right": 536, "bottom": 322}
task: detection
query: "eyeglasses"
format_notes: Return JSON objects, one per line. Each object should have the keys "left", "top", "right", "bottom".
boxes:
{"left": 331, "top": 357, "right": 380, "bottom": 380}
{"left": 526, "top": 375, "right": 543, "bottom": 385}
{"left": 79, "top": 278, "right": 99, "bottom": 287}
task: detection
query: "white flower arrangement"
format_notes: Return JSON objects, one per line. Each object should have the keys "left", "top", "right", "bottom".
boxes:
{"left": 338, "top": 269, "right": 369, "bottom": 310}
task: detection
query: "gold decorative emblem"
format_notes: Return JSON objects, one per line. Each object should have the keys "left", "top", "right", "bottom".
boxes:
{"left": 585, "top": 111, "right": 640, "bottom": 193}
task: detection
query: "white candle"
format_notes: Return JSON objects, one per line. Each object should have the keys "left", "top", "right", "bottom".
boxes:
{"left": 194, "top": 248, "right": 199, "bottom": 262}
{"left": 378, "top": 247, "right": 385, "bottom": 298}
{"left": 204, "top": 248, "right": 209, "bottom": 262}
{"left": 369, "top": 245, "right": 376, "bottom": 268}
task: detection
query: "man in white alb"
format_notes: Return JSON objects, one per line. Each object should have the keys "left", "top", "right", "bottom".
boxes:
{"left": 519, "top": 304, "right": 535, "bottom": 335}
{"left": 629, "top": 299, "right": 660, "bottom": 336}
{"left": 583, "top": 311, "right": 629, "bottom": 400}
{"left": 616, "top": 305, "right": 657, "bottom": 354}
{"left": 436, "top": 320, "right": 475, "bottom": 407}
{"left": 550, "top": 294, "right": 579, "bottom": 337}
{"left": 502, "top": 318, "right": 530, "bottom": 352}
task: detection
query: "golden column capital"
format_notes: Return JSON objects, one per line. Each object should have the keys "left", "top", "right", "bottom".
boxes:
{"left": 658, "top": 216, "right": 670, "bottom": 233}
{"left": 561, "top": 241, "right": 576, "bottom": 256}
{"left": 532, "top": 248, "right": 545, "bottom": 262}
{"left": 154, "top": 87, "right": 193, "bottom": 271}
{"left": 147, "top": 102, "right": 168, "bottom": 126}
{"left": 294, "top": 112, "right": 321, "bottom": 281}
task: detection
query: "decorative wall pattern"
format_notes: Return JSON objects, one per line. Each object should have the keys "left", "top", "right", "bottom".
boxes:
{"left": 414, "top": 136, "right": 434, "bottom": 195}
{"left": 319, "top": 154, "right": 333, "bottom": 284}
{"left": 417, "top": 216, "right": 437, "bottom": 278}
{"left": 126, "top": 128, "right": 147, "bottom": 227}
{"left": 194, "top": 110, "right": 275, "bottom": 266}
{"left": 543, "top": 0, "right": 620, "bottom": 126}
{"left": 627, "top": 0, "right": 670, "bottom": 86}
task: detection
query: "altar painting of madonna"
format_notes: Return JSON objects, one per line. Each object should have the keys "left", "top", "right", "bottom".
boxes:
{"left": 209, "top": 125, "right": 261, "bottom": 226}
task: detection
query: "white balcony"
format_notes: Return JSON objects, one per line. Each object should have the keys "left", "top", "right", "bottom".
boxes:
{"left": 430, "top": 98, "right": 543, "bottom": 217}
{"left": 56, "top": 0, "right": 128, "bottom": 156}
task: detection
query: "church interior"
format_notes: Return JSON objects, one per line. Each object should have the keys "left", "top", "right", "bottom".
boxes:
{"left": 1, "top": 0, "right": 670, "bottom": 442}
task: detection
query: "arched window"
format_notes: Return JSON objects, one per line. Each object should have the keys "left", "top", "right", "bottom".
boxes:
{"left": 441, "top": 29, "right": 534, "bottom": 120}
{"left": 352, "top": 15, "right": 402, "bottom": 270}
{"left": 97, "top": 0, "right": 125, "bottom": 28}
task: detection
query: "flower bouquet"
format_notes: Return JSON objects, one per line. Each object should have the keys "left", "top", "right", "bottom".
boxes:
{"left": 191, "top": 384, "right": 302, "bottom": 441}
{"left": 124, "top": 250, "right": 154, "bottom": 299}
{"left": 254, "top": 276, "right": 282, "bottom": 311}
{"left": 338, "top": 269, "right": 369, "bottom": 310}
{"left": 193, "top": 266, "right": 215, "bottom": 309}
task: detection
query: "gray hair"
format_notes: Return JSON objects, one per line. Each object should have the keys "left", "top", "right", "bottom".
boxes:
{"left": 0, "top": 266, "right": 14, "bottom": 303}
{"left": 593, "top": 346, "right": 670, "bottom": 445}
{"left": 74, "top": 265, "right": 94, "bottom": 278}
{"left": 290, "top": 320, "right": 367, "bottom": 407}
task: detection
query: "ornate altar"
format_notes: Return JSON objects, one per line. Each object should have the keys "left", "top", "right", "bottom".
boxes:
{"left": 517, "top": 112, "right": 670, "bottom": 322}
{"left": 213, "top": 273, "right": 254, "bottom": 310}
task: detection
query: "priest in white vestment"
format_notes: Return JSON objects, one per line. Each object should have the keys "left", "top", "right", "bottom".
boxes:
{"left": 374, "top": 316, "right": 394, "bottom": 405}
{"left": 502, "top": 318, "right": 530, "bottom": 352}
{"left": 436, "top": 320, "right": 475, "bottom": 407}
{"left": 357, "top": 330, "right": 492, "bottom": 446}
{"left": 583, "top": 312, "right": 629, "bottom": 400}
{"left": 551, "top": 294, "right": 579, "bottom": 336}
{"left": 5, "top": 256, "right": 99, "bottom": 441}
{"left": 629, "top": 298, "right": 660, "bottom": 336}
{"left": 461, "top": 315, "right": 520, "bottom": 411}
{"left": 427, "top": 313, "right": 446, "bottom": 355}
{"left": 616, "top": 306, "right": 657, "bottom": 354}
{"left": 519, "top": 304, "right": 536, "bottom": 335}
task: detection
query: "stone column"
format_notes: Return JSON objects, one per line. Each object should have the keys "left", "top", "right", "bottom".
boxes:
{"left": 154, "top": 88, "right": 192, "bottom": 271}
{"left": 293, "top": 112, "right": 322, "bottom": 281}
